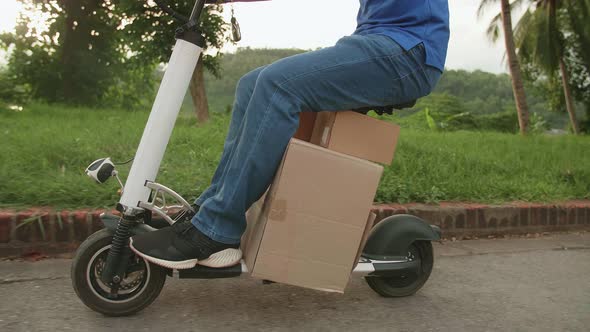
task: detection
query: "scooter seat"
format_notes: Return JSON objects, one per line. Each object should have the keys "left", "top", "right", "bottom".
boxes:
{"left": 352, "top": 99, "right": 418, "bottom": 115}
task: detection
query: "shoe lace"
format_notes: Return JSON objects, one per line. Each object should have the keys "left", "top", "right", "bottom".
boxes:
{"left": 171, "top": 219, "right": 193, "bottom": 236}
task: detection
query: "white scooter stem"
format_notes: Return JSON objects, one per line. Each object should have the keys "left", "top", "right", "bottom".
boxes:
{"left": 119, "top": 39, "right": 203, "bottom": 211}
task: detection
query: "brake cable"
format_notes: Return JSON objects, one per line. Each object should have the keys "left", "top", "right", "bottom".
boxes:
{"left": 153, "top": 0, "right": 189, "bottom": 22}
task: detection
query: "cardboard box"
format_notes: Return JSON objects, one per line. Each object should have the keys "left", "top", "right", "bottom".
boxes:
{"left": 353, "top": 212, "right": 376, "bottom": 271}
{"left": 310, "top": 111, "right": 400, "bottom": 165}
{"left": 293, "top": 112, "right": 317, "bottom": 141}
{"left": 242, "top": 139, "right": 383, "bottom": 293}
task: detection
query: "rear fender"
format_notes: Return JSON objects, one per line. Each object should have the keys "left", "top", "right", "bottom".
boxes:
{"left": 362, "top": 214, "right": 441, "bottom": 260}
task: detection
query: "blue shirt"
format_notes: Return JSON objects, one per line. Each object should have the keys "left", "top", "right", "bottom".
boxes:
{"left": 354, "top": 0, "right": 450, "bottom": 72}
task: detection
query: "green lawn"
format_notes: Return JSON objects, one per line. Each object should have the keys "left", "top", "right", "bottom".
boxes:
{"left": 1, "top": 104, "right": 589, "bottom": 209}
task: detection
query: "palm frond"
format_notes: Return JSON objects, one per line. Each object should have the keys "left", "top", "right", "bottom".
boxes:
{"left": 483, "top": 0, "right": 531, "bottom": 42}
{"left": 513, "top": 9, "right": 532, "bottom": 43}
{"left": 486, "top": 12, "right": 503, "bottom": 42}
{"left": 528, "top": 5, "right": 560, "bottom": 74}
{"left": 563, "top": 0, "right": 590, "bottom": 70}
{"left": 477, "top": 0, "right": 500, "bottom": 18}
{"left": 510, "top": 0, "right": 531, "bottom": 12}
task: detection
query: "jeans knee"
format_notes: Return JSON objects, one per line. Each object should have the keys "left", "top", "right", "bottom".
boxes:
{"left": 235, "top": 78, "right": 255, "bottom": 101}
{"left": 236, "top": 66, "right": 266, "bottom": 98}
{"left": 257, "top": 63, "right": 288, "bottom": 90}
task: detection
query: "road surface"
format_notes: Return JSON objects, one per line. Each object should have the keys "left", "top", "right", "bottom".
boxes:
{"left": 1, "top": 233, "right": 589, "bottom": 331}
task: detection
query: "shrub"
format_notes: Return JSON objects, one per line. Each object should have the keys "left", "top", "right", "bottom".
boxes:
{"left": 0, "top": 68, "right": 31, "bottom": 110}
{"left": 477, "top": 110, "right": 520, "bottom": 133}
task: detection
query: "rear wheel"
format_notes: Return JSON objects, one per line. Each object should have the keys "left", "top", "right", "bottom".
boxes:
{"left": 365, "top": 241, "right": 434, "bottom": 297}
{"left": 71, "top": 229, "right": 167, "bottom": 316}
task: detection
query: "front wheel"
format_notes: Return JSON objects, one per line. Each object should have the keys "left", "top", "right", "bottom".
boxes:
{"left": 71, "top": 229, "right": 167, "bottom": 316}
{"left": 365, "top": 241, "right": 434, "bottom": 297}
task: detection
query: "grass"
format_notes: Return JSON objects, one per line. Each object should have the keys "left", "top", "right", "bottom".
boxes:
{"left": 1, "top": 103, "right": 589, "bottom": 209}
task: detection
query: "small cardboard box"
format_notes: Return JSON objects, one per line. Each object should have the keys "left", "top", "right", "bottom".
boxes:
{"left": 293, "top": 112, "right": 317, "bottom": 141}
{"left": 310, "top": 111, "right": 400, "bottom": 165}
{"left": 241, "top": 139, "right": 383, "bottom": 293}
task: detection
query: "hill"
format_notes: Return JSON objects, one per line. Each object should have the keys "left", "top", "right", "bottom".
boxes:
{"left": 191, "top": 48, "right": 575, "bottom": 131}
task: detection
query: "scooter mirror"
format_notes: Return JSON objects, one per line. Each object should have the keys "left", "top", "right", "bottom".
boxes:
{"left": 85, "top": 157, "right": 116, "bottom": 184}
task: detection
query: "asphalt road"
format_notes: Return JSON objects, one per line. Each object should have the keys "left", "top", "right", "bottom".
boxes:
{"left": 1, "top": 233, "right": 589, "bottom": 332}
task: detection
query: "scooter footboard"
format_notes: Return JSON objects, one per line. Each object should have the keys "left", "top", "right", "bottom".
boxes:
{"left": 98, "top": 213, "right": 439, "bottom": 281}
{"left": 176, "top": 259, "right": 423, "bottom": 279}
{"left": 170, "top": 259, "right": 408, "bottom": 279}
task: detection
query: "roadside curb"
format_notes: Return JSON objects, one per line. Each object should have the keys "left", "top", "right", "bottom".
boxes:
{"left": 1, "top": 201, "right": 589, "bottom": 257}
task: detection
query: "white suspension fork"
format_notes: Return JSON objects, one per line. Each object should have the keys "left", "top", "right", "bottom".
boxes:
{"left": 119, "top": 39, "right": 202, "bottom": 212}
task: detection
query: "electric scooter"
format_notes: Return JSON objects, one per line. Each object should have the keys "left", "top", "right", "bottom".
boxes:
{"left": 71, "top": 0, "right": 441, "bottom": 317}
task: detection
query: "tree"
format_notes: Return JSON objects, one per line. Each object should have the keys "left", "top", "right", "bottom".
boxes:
{"left": 0, "top": 0, "right": 137, "bottom": 106}
{"left": 1, "top": 0, "right": 230, "bottom": 115}
{"left": 117, "top": 0, "right": 230, "bottom": 122}
{"left": 562, "top": 0, "right": 590, "bottom": 131}
{"left": 478, "top": 0, "right": 530, "bottom": 135}
{"left": 514, "top": 0, "right": 588, "bottom": 134}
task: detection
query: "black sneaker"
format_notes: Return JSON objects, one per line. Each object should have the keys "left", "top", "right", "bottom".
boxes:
{"left": 129, "top": 219, "right": 242, "bottom": 269}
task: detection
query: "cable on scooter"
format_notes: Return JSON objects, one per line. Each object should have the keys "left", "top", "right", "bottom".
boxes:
{"left": 112, "top": 157, "right": 134, "bottom": 165}
{"left": 154, "top": 0, "right": 189, "bottom": 22}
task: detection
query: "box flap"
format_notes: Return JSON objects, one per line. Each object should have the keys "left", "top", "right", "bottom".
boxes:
{"left": 293, "top": 112, "right": 317, "bottom": 141}
{"left": 352, "top": 212, "right": 377, "bottom": 271}
{"left": 242, "top": 196, "right": 266, "bottom": 272}
{"left": 242, "top": 140, "right": 295, "bottom": 272}
{"left": 310, "top": 112, "right": 336, "bottom": 146}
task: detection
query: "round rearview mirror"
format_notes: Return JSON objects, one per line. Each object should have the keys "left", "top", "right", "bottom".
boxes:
{"left": 85, "top": 157, "right": 115, "bottom": 184}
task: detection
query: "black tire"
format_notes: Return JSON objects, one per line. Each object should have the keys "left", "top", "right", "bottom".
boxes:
{"left": 71, "top": 229, "right": 167, "bottom": 316}
{"left": 365, "top": 241, "right": 434, "bottom": 297}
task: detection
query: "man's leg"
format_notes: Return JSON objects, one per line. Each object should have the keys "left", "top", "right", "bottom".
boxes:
{"left": 194, "top": 66, "right": 267, "bottom": 207}
{"left": 194, "top": 35, "right": 441, "bottom": 244}
{"left": 131, "top": 34, "right": 441, "bottom": 268}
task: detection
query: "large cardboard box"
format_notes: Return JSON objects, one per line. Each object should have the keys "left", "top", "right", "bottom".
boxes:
{"left": 310, "top": 111, "right": 400, "bottom": 165}
{"left": 241, "top": 139, "right": 383, "bottom": 293}
{"left": 293, "top": 112, "right": 317, "bottom": 141}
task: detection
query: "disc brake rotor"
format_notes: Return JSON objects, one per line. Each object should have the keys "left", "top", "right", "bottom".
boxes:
{"left": 87, "top": 246, "right": 150, "bottom": 302}
{"left": 94, "top": 256, "right": 146, "bottom": 294}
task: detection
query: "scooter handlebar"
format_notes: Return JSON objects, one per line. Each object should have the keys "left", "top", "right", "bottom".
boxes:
{"left": 154, "top": 0, "right": 271, "bottom": 24}
{"left": 205, "top": 0, "right": 271, "bottom": 3}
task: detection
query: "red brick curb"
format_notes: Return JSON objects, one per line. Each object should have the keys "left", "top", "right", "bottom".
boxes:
{"left": 1, "top": 201, "right": 589, "bottom": 257}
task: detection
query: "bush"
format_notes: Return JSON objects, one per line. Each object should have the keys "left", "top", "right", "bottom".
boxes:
{"left": 0, "top": 68, "right": 31, "bottom": 110}
{"left": 530, "top": 112, "right": 550, "bottom": 133}
{"left": 477, "top": 110, "right": 520, "bottom": 133}
{"left": 580, "top": 115, "right": 590, "bottom": 134}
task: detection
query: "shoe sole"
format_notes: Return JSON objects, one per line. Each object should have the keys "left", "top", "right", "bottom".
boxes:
{"left": 129, "top": 238, "right": 242, "bottom": 270}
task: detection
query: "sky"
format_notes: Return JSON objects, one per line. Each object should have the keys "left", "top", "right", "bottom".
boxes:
{"left": 0, "top": 0, "right": 512, "bottom": 74}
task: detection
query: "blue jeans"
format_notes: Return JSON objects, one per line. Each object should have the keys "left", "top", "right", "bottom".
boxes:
{"left": 192, "top": 34, "right": 441, "bottom": 244}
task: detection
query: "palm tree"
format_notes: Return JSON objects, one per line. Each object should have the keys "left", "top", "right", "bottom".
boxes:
{"left": 514, "top": 0, "right": 590, "bottom": 134}
{"left": 563, "top": 0, "right": 590, "bottom": 75}
{"left": 563, "top": 0, "right": 590, "bottom": 129}
{"left": 478, "top": 0, "right": 530, "bottom": 135}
